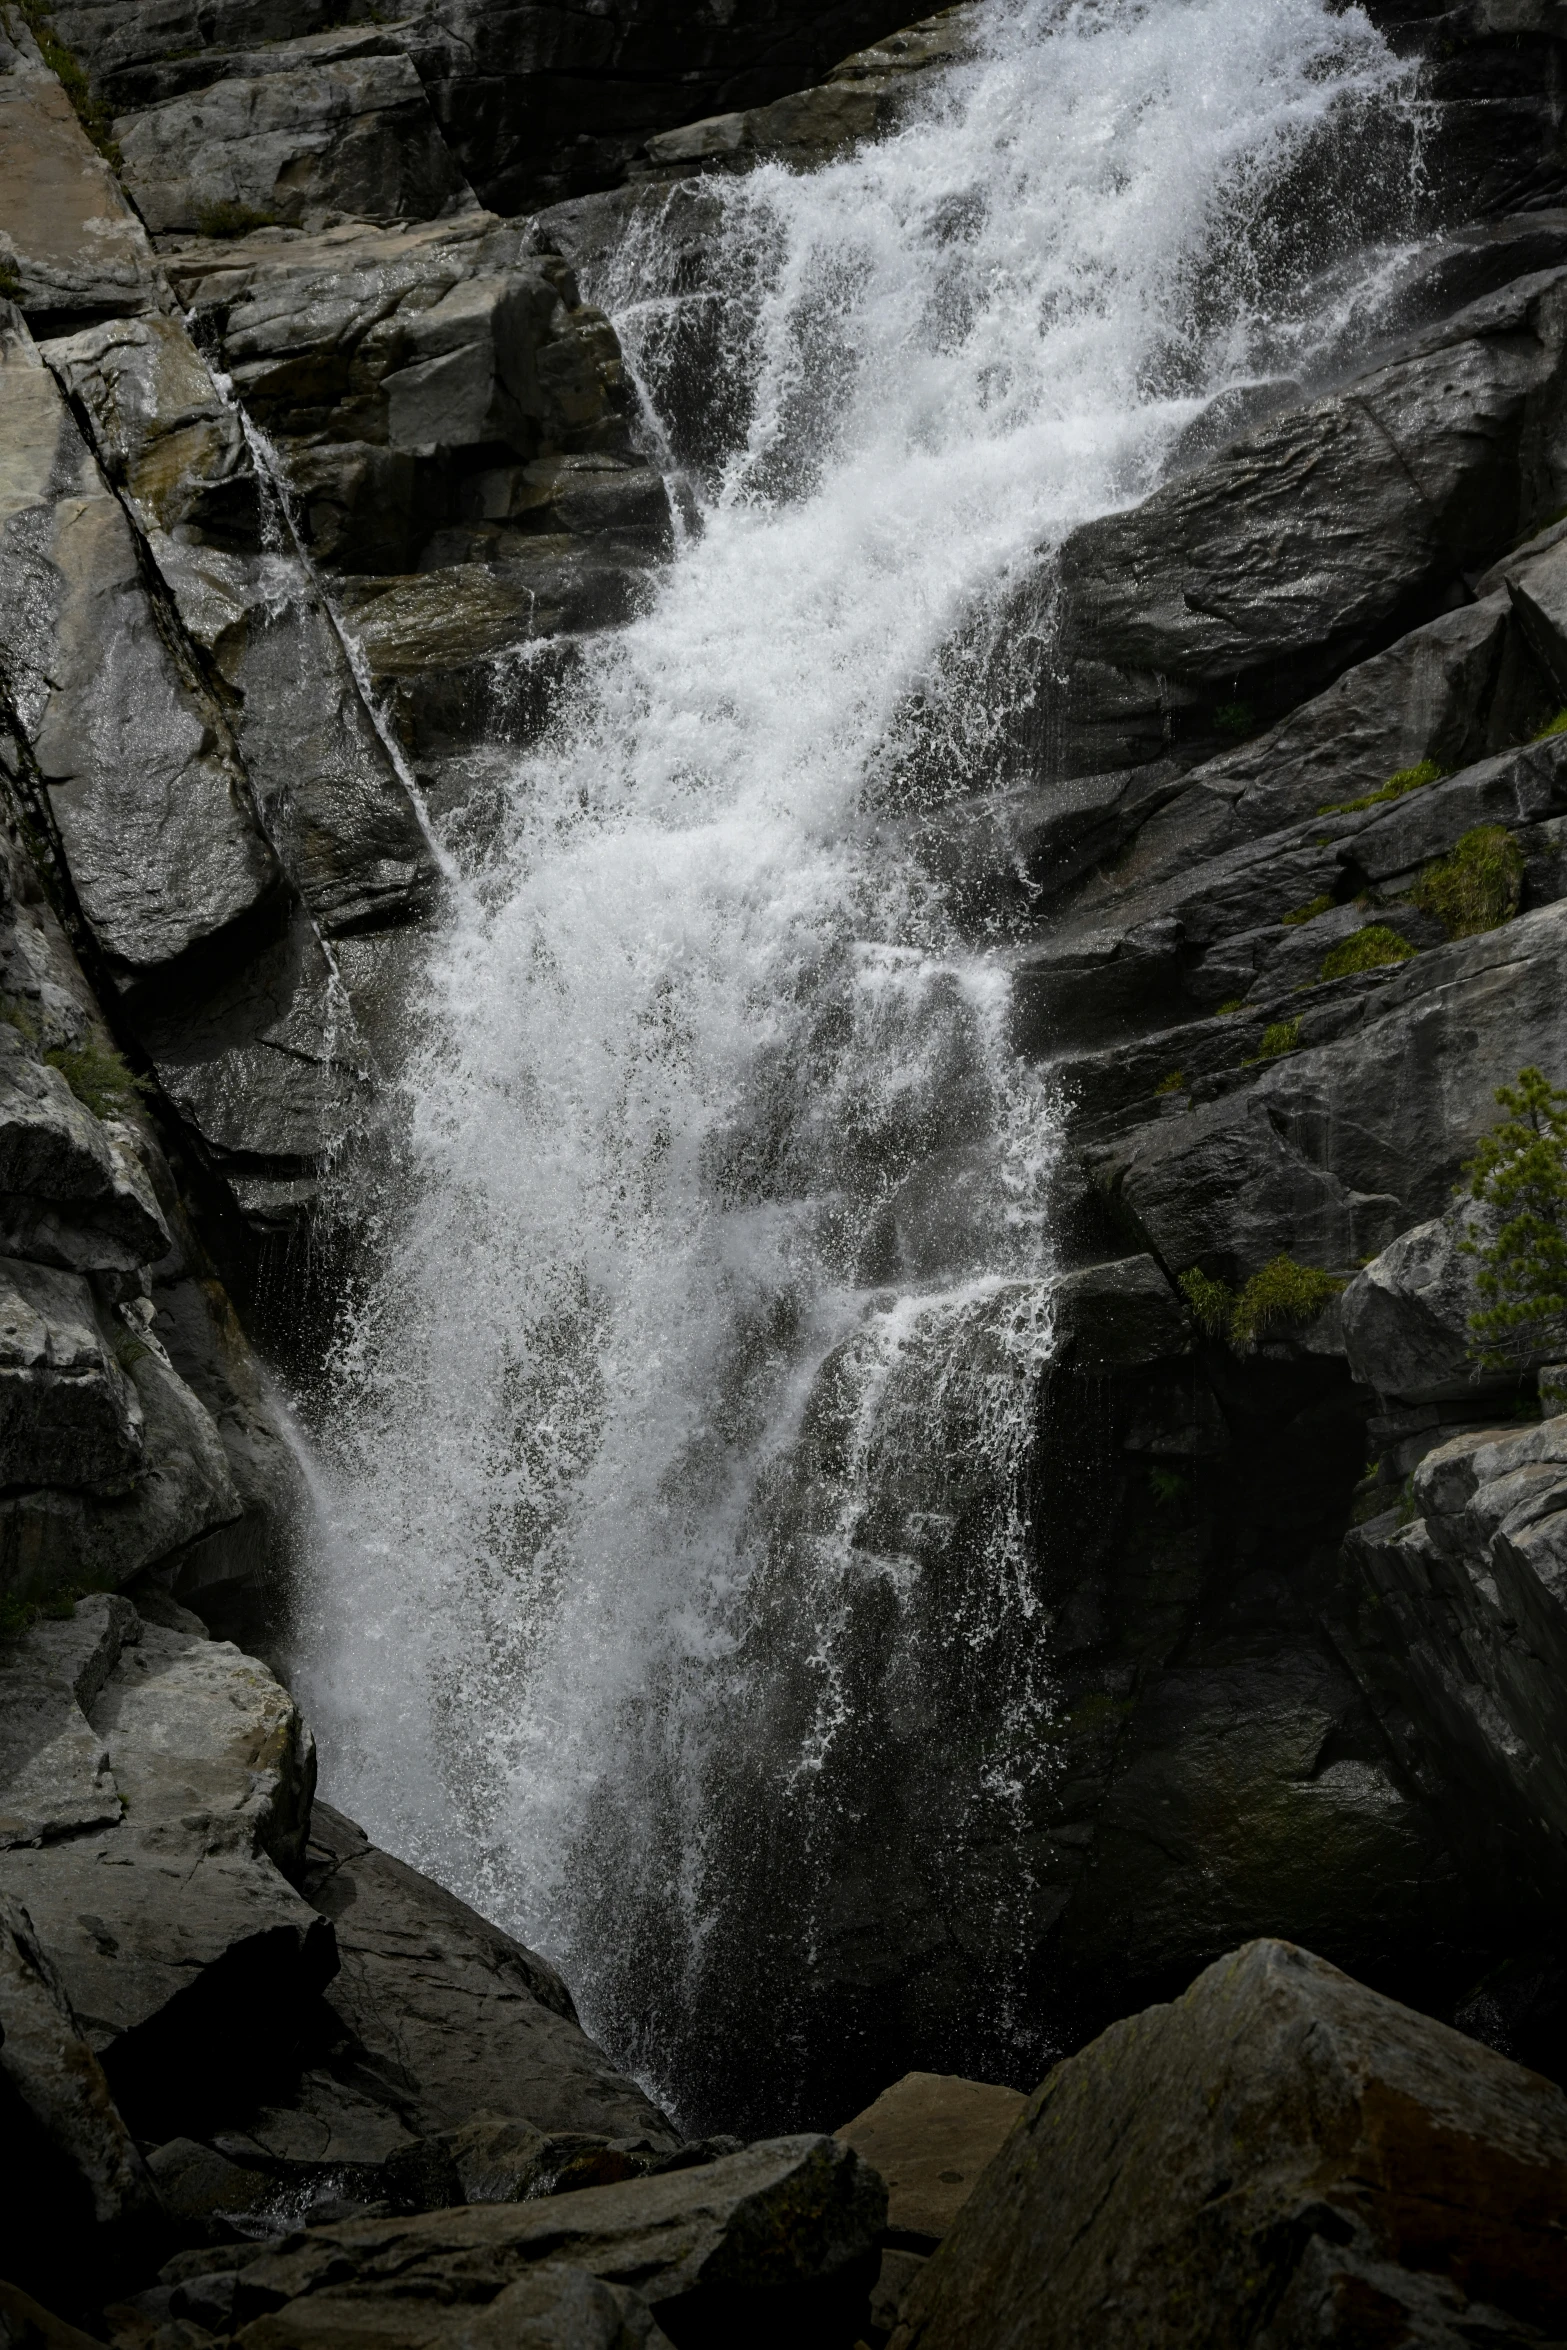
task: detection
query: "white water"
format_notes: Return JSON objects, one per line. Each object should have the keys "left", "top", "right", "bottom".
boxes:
{"left": 293, "top": 0, "right": 1417, "bottom": 2125}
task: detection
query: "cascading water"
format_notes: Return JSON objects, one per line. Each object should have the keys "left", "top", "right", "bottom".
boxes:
{"left": 292, "top": 0, "right": 1422, "bottom": 2131}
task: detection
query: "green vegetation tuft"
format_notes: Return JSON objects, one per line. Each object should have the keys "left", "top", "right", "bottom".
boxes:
{"left": 0, "top": 259, "right": 21, "bottom": 303}
{"left": 1319, "top": 757, "right": 1446, "bottom": 818}
{"left": 1534, "top": 709, "right": 1567, "bottom": 742}
{"left": 1215, "top": 701, "right": 1255, "bottom": 738}
{"left": 1216, "top": 998, "right": 1248, "bottom": 1016}
{"left": 1412, "top": 824, "right": 1524, "bottom": 940}
{"left": 1179, "top": 1255, "right": 1344, "bottom": 1348}
{"left": 1281, "top": 893, "right": 1333, "bottom": 927}
{"left": 1318, "top": 924, "right": 1417, "bottom": 982}
{"left": 43, "top": 1034, "right": 148, "bottom": 1120}
{"left": 1149, "top": 1467, "right": 1191, "bottom": 1510}
{"left": 196, "top": 198, "right": 280, "bottom": 240}
{"left": 1242, "top": 1016, "right": 1301, "bottom": 1064}
{"left": 1154, "top": 1069, "right": 1186, "bottom": 1096}
{"left": 1463, "top": 1066, "right": 1567, "bottom": 1370}
{"left": 0, "top": 994, "right": 41, "bottom": 1044}
{"left": 16, "top": 0, "right": 121, "bottom": 163}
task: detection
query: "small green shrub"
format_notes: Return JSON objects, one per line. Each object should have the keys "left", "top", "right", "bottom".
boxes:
{"left": 1412, "top": 824, "right": 1524, "bottom": 940}
{"left": 1216, "top": 998, "right": 1247, "bottom": 1016}
{"left": 1154, "top": 1069, "right": 1185, "bottom": 1096}
{"left": 1178, "top": 1255, "right": 1344, "bottom": 1347}
{"left": 196, "top": 199, "right": 279, "bottom": 240}
{"left": 0, "top": 260, "right": 21, "bottom": 302}
{"left": 1281, "top": 893, "right": 1333, "bottom": 927}
{"left": 43, "top": 1035, "right": 147, "bottom": 1120}
{"left": 1463, "top": 1066, "right": 1567, "bottom": 1370}
{"left": 1534, "top": 709, "right": 1567, "bottom": 742}
{"left": 1319, "top": 757, "right": 1446, "bottom": 818}
{"left": 1318, "top": 924, "right": 1417, "bottom": 982}
{"left": 1242, "top": 1017, "right": 1302, "bottom": 1065}
{"left": 1179, "top": 1267, "right": 1236, "bottom": 1339}
{"left": 1149, "top": 1468, "right": 1191, "bottom": 1510}
{"left": 1231, "top": 1256, "right": 1346, "bottom": 1346}
{"left": 1215, "top": 701, "right": 1255, "bottom": 738}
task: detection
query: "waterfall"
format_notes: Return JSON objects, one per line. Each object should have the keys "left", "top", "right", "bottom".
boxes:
{"left": 291, "top": 0, "right": 1418, "bottom": 2131}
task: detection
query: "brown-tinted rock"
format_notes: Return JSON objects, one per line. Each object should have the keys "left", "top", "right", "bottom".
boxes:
{"left": 833, "top": 2072, "right": 1026, "bottom": 2249}
{"left": 890, "top": 1939, "right": 1567, "bottom": 2350}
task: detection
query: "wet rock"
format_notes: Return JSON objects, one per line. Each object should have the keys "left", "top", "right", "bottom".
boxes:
{"left": 833, "top": 2073, "right": 1026, "bottom": 2250}
{"left": 231, "top": 2134, "right": 886, "bottom": 2344}
{"left": 633, "top": 7, "right": 977, "bottom": 179}
{"left": 1044, "top": 271, "right": 1567, "bottom": 773}
{"left": 0, "top": 1030, "right": 161, "bottom": 1276}
{"left": 114, "top": 28, "right": 474, "bottom": 239}
{"left": 0, "top": 19, "right": 157, "bottom": 327}
{"left": 0, "top": 1254, "right": 144, "bottom": 1489}
{"left": 1340, "top": 1415, "right": 1567, "bottom": 1893}
{"left": 299, "top": 1802, "right": 678, "bottom": 2148}
{"left": 0, "top": 1602, "right": 334, "bottom": 2143}
{"left": 44, "top": 310, "right": 437, "bottom": 939}
{"left": 1341, "top": 1200, "right": 1493, "bottom": 1406}
{"left": 889, "top": 1939, "right": 1567, "bottom": 2350}
{"left": 146, "top": 2136, "right": 296, "bottom": 2244}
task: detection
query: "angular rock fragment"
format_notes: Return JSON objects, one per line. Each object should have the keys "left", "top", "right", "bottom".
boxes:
{"left": 834, "top": 2071, "right": 1026, "bottom": 2249}
{"left": 0, "top": 1253, "right": 143, "bottom": 1488}
{"left": 0, "top": 18, "right": 157, "bottom": 326}
{"left": 890, "top": 1939, "right": 1567, "bottom": 2349}
{"left": 231, "top": 2134, "right": 886, "bottom": 2343}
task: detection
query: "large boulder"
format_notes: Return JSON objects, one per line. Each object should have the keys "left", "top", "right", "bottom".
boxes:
{"left": 0, "top": 1597, "right": 334, "bottom": 2142}
{"left": 889, "top": 1939, "right": 1567, "bottom": 2349}
{"left": 833, "top": 2070, "right": 1026, "bottom": 2248}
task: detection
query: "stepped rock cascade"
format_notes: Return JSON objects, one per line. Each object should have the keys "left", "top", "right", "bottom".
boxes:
{"left": 293, "top": 0, "right": 1424, "bottom": 2133}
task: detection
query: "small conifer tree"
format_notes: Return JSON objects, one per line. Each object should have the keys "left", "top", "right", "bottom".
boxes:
{"left": 1464, "top": 1067, "right": 1567, "bottom": 1368}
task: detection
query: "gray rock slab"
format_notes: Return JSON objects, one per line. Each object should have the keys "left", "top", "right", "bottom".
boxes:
{"left": 0, "top": 1252, "right": 144, "bottom": 1489}
{"left": 0, "top": 321, "right": 283, "bottom": 977}
{"left": 300, "top": 1802, "right": 679, "bottom": 2148}
{"left": 114, "top": 33, "right": 473, "bottom": 237}
{"left": 239, "top": 2263, "right": 673, "bottom": 2349}
{"left": 1342, "top": 1201, "right": 1495, "bottom": 1404}
{"left": 0, "top": 1603, "right": 332, "bottom": 2140}
{"left": 0, "top": 21, "right": 157, "bottom": 323}
{"left": 889, "top": 1939, "right": 1567, "bottom": 2350}
{"left": 832, "top": 2071, "right": 1025, "bottom": 2248}
{"left": 0, "top": 1593, "right": 135, "bottom": 1848}
{"left": 231, "top": 2134, "right": 886, "bottom": 2332}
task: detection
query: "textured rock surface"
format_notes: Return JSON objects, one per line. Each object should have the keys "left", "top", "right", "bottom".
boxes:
{"left": 0, "top": 1598, "right": 332, "bottom": 2141}
{"left": 0, "top": 16, "right": 157, "bottom": 324}
{"left": 833, "top": 2073, "right": 1025, "bottom": 2249}
{"left": 230, "top": 2134, "right": 886, "bottom": 2340}
{"left": 889, "top": 1939, "right": 1567, "bottom": 2350}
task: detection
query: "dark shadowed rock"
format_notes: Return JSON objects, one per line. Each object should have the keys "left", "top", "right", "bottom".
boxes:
{"left": 239, "top": 2263, "right": 675, "bottom": 2348}
{"left": 0, "top": 1601, "right": 333, "bottom": 2142}
{"left": 231, "top": 2133, "right": 886, "bottom": 2345}
{"left": 296, "top": 1803, "right": 678, "bottom": 2150}
{"left": 889, "top": 1939, "right": 1567, "bottom": 2350}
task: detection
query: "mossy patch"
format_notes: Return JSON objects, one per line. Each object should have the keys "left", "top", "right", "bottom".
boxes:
{"left": 1318, "top": 924, "right": 1416, "bottom": 981}
{"left": 1216, "top": 998, "right": 1247, "bottom": 1016}
{"left": 1281, "top": 894, "right": 1333, "bottom": 927}
{"left": 1215, "top": 701, "right": 1255, "bottom": 738}
{"left": 1533, "top": 708, "right": 1567, "bottom": 742}
{"left": 1154, "top": 1069, "right": 1185, "bottom": 1096}
{"left": 1412, "top": 824, "right": 1523, "bottom": 940}
{"left": 1242, "top": 1016, "right": 1301, "bottom": 1065}
{"left": 43, "top": 1034, "right": 148, "bottom": 1120}
{"left": 1319, "top": 757, "right": 1446, "bottom": 818}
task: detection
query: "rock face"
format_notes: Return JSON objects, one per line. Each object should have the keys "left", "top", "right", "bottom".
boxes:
{"left": 833, "top": 2074, "right": 1026, "bottom": 2252}
{"left": 889, "top": 1939, "right": 1567, "bottom": 2350}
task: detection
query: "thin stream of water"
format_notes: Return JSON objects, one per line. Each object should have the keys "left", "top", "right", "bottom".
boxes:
{"left": 292, "top": 0, "right": 1421, "bottom": 2127}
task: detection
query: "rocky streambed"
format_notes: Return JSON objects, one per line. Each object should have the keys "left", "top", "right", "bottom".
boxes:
{"left": 5, "top": 0, "right": 1567, "bottom": 2333}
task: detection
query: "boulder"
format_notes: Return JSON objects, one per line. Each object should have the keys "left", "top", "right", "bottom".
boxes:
{"left": 832, "top": 2073, "right": 1026, "bottom": 2249}
{"left": 240, "top": 2263, "right": 675, "bottom": 2349}
{"left": 113, "top": 27, "right": 474, "bottom": 238}
{"left": 229, "top": 2134, "right": 887, "bottom": 2344}
{"left": 297, "top": 1803, "right": 678, "bottom": 2149}
{"left": 0, "top": 2280, "right": 109, "bottom": 2349}
{"left": 1043, "top": 271, "right": 1567, "bottom": 773}
{"left": 0, "top": 1600, "right": 334, "bottom": 2142}
{"left": 1341, "top": 1200, "right": 1492, "bottom": 1404}
{"left": 889, "top": 1939, "right": 1567, "bottom": 2350}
